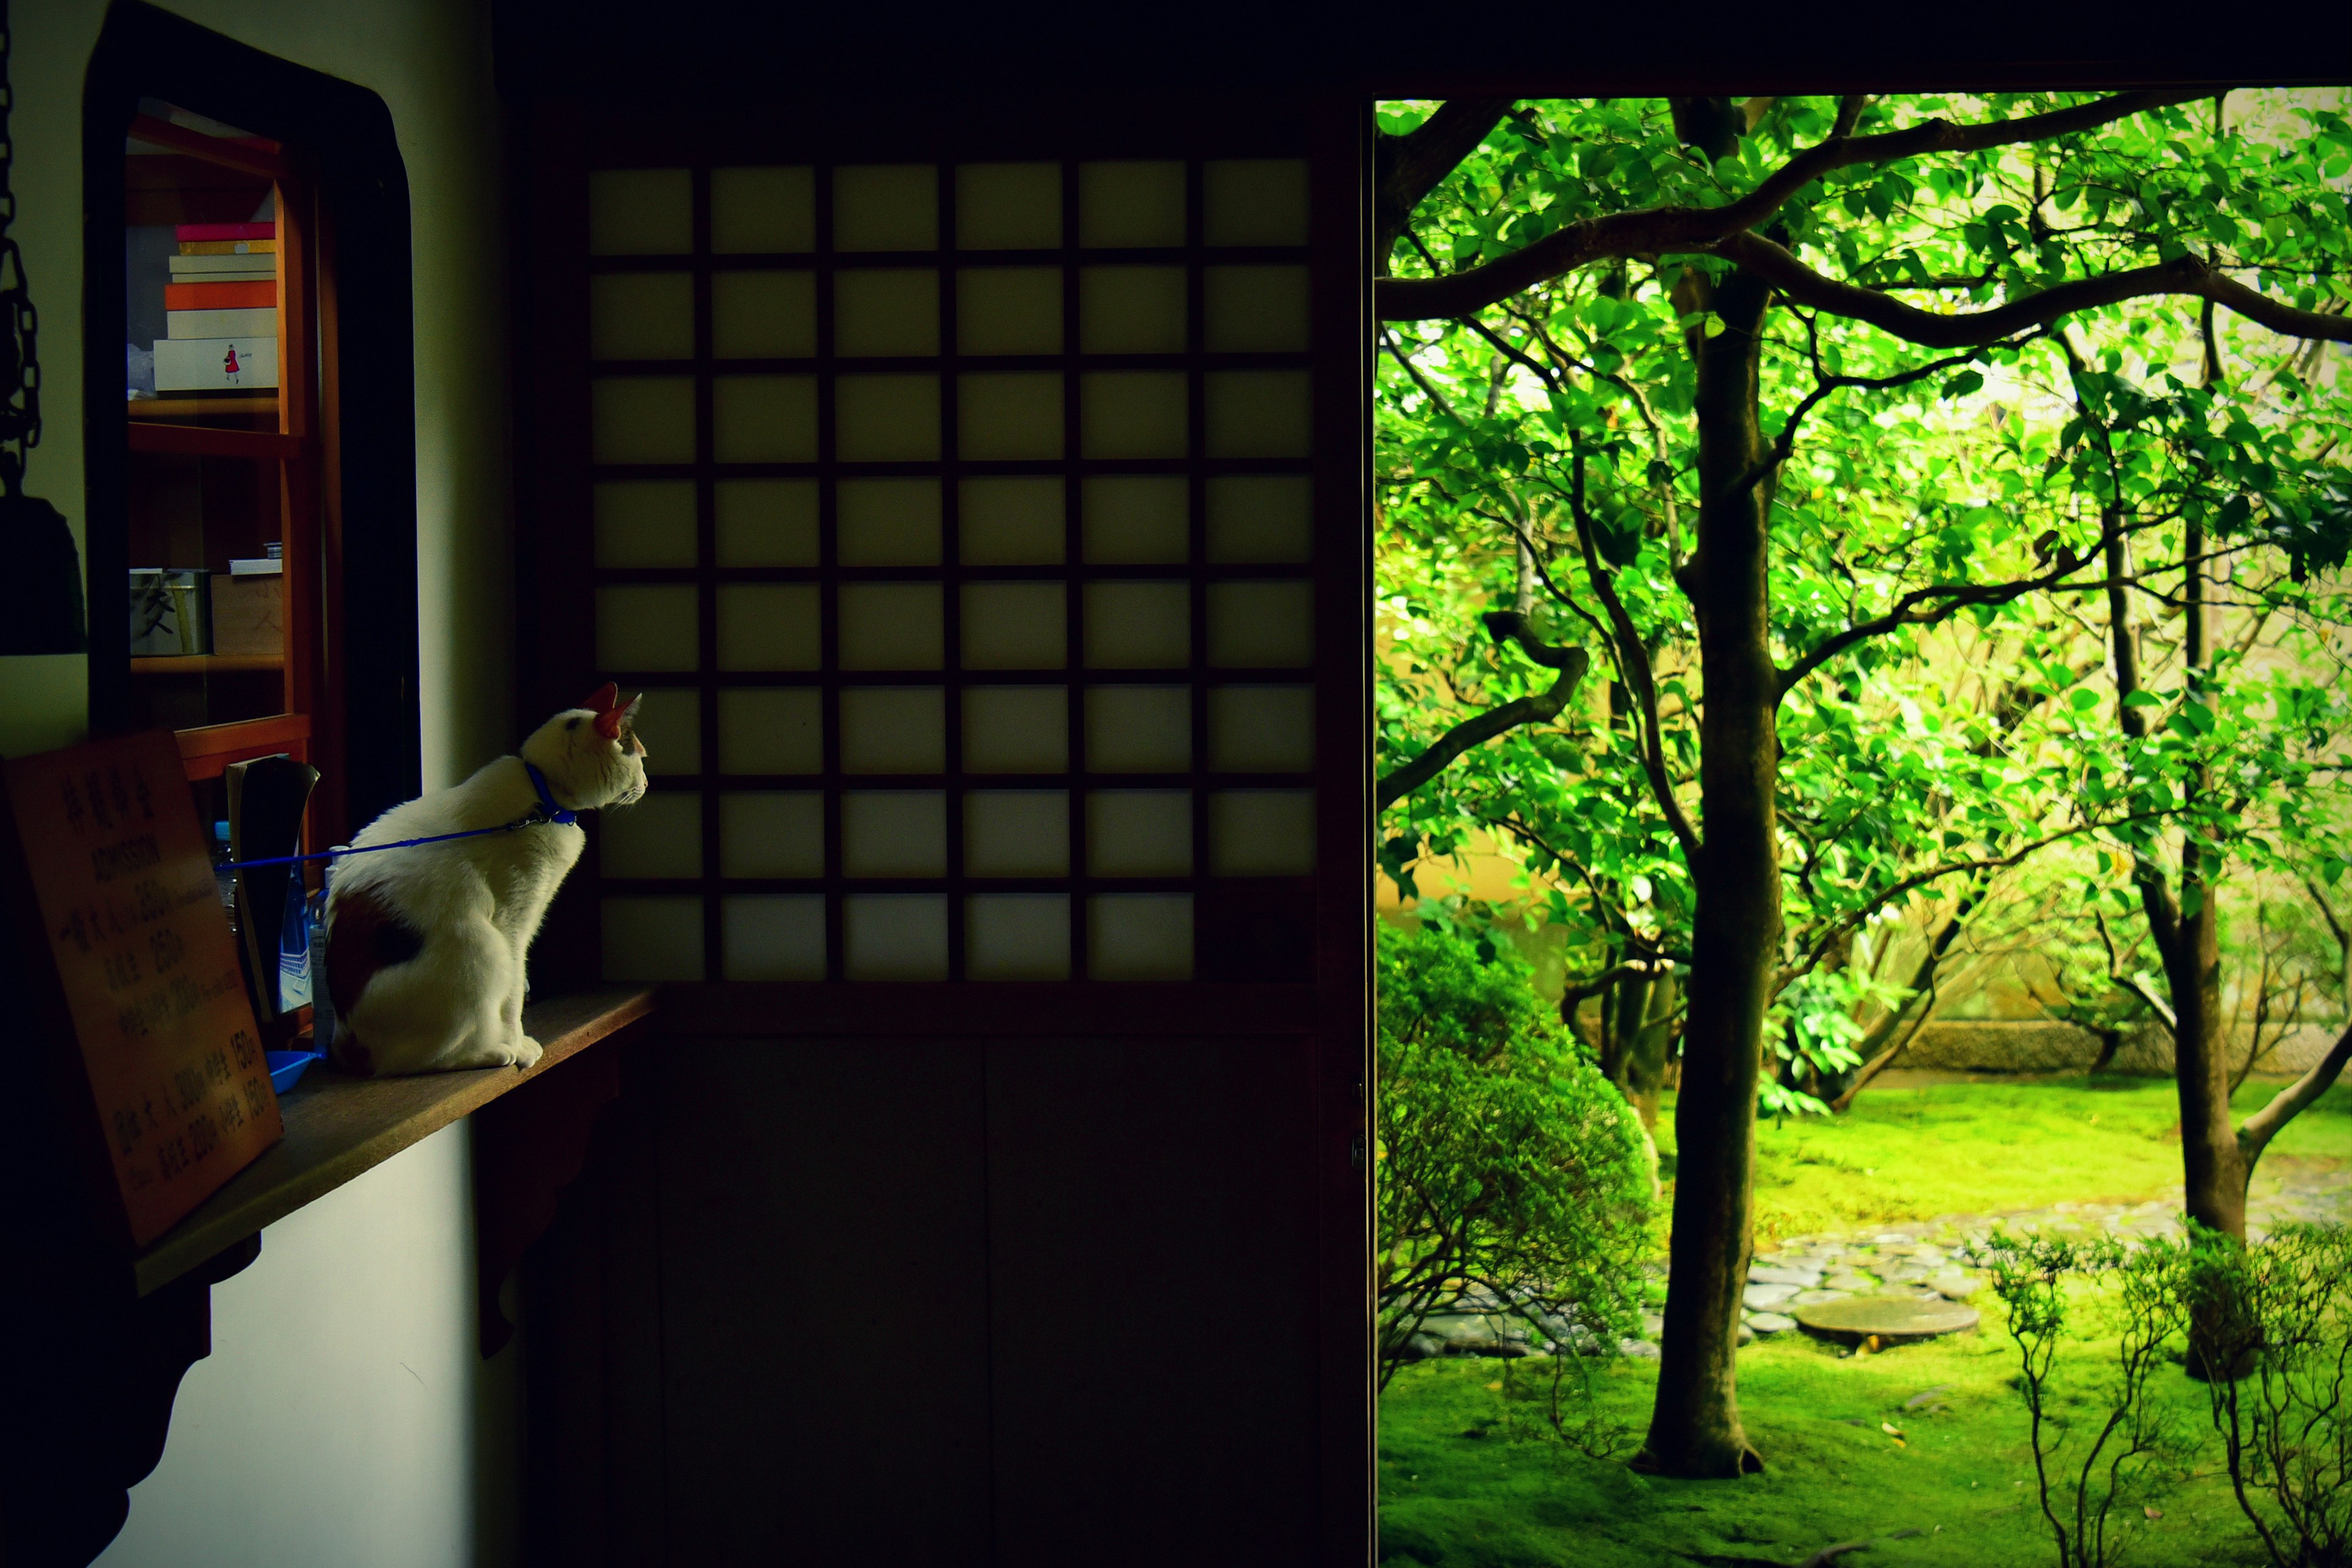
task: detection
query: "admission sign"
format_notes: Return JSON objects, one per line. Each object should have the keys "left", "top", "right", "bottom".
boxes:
{"left": 3, "top": 730, "right": 281, "bottom": 1246}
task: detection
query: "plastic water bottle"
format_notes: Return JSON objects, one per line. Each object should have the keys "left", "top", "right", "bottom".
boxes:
{"left": 306, "top": 863, "right": 339, "bottom": 1051}
{"left": 277, "top": 862, "right": 313, "bottom": 1014}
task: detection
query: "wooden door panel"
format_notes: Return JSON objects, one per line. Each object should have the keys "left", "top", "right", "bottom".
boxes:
{"left": 984, "top": 1035, "right": 1319, "bottom": 1562}
{"left": 654, "top": 1038, "right": 992, "bottom": 1564}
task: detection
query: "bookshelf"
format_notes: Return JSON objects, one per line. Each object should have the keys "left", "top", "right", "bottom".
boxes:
{"left": 116, "top": 102, "right": 334, "bottom": 838}
{"left": 132, "top": 653, "right": 285, "bottom": 674}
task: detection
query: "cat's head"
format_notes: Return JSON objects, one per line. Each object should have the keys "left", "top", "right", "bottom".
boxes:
{"left": 521, "top": 682, "right": 650, "bottom": 812}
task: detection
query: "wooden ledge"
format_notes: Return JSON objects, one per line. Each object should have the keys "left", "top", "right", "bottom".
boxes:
{"left": 132, "top": 987, "right": 655, "bottom": 1297}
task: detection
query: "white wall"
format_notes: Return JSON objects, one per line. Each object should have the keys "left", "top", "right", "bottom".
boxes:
{"left": 95, "top": 1125, "right": 510, "bottom": 1568}
{"left": 5, "top": 1, "right": 520, "bottom": 1562}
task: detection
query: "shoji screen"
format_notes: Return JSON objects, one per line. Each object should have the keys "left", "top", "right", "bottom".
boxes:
{"left": 521, "top": 101, "right": 1368, "bottom": 1567}
{"left": 581, "top": 158, "right": 1324, "bottom": 986}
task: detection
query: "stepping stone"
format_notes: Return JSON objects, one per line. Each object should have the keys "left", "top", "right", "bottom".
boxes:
{"left": 1748, "top": 1264, "right": 1822, "bottom": 1287}
{"left": 1419, "top": 1313, "right": 1503, "bottom": 1352}
{"left": 1748, "top": 1312, "right": 1798, "bottom": 1334}
{"left": 1930, "top": 1272, "right": 1981, "bottom": 1300}
{"left": 1790, "top": 1287, "right": 1853, "bottom": 1305}
{"left": 1744, "top": 1283, "right": 1801, "bottom": 1310}
{"left": 1826, "top": 1273, "right": 1877, "bottom": 1292}
{"left": 1619, "top": 1338, "right": 1660, "bottom": 1359}
{"left": 1795, "top": 1295, "right": 1981, "bottom": 1346}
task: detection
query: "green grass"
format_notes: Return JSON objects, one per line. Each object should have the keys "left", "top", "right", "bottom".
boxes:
{"left": 1656, "top": 1076, "right": 2352, "bottom": 1248}
{"left": 1381, "top": 1329, "right": 2269, "bottom": 1567}
{"left": 1379, "top": 1077, "right": 2352, "bottom": 1567}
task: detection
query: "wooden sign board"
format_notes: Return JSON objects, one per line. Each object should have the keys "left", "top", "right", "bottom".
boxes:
{"left": 2, "top": 730, "right": 282, "bottom": 1247}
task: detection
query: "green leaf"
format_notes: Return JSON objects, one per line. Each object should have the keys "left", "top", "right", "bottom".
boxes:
{"left": 1595, "top": 510, "right": 1645, "bottom": 568}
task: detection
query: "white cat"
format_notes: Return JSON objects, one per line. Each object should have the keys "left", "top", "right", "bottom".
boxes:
{"left": 323, "top": 685, "right": 648, "bottom": 1075}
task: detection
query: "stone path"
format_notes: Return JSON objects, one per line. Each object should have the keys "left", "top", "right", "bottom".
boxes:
{"left": 1398, "top": 1162, "right": 2349, "bottom": 1362}
{"left": 1734, "top": 1161, "right": 2349, "bottom": 1344}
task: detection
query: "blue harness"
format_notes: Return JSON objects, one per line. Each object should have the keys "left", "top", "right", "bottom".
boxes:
{"left": 217, "top": 760, "right": 579, "bottom": 873}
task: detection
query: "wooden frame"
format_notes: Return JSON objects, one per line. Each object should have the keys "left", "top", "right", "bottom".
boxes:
{"left": 106, "top": 113, "right": 328, "bottom": 790}
{"left": 82, "top": 1, "right": 422, "bottom": 840}
{"left": 515, "top": 91, "right": 1374, "bottom": 1565}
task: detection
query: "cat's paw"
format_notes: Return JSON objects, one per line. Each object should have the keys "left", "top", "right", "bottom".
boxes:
{"left": 512, "top": 1035, "right": 545, "bottom": 1071}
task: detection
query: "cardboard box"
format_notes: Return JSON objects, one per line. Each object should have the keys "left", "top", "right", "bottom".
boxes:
{"left": 209, "top": 571, "right": 284, "bottom": 657}
{"left": 129, "top": 568, "right": 210, "bottom": 655}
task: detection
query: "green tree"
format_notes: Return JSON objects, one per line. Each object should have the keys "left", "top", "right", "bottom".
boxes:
{"left": 1371, "top": 90, "right": 2352, "bottom": 1476}
{"left": 2050, "top": 331, "right": 2352, "bottom": 1245}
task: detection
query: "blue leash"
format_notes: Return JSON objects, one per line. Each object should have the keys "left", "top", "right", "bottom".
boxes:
{"left": 218, "top": 762, "right": 579, "bottom": 873}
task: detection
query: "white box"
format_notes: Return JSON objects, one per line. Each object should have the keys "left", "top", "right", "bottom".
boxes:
{"left": 167, "top": 307, "right": 277, "bottom": 340}
{"left": 153, "top": 337, "right": 279, "bottom": 391}
{"left": 168, "top": 254, "right": 277, "bottom": 276}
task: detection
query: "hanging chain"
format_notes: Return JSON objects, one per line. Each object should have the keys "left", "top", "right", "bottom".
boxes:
{"left": 0, "top": 0, "right": 42, "bottom": 497}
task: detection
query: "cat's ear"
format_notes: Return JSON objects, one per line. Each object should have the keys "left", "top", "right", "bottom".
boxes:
{"left": 581, "top": 680, "right": 619, "bottom": 716}
{"left": 595, "top": 692, "right": 641, "bottom": 741}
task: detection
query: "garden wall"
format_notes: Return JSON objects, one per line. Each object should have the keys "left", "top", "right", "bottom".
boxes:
{"left": 1899, "top": 1019, "right": 2341, "bottom": 1077}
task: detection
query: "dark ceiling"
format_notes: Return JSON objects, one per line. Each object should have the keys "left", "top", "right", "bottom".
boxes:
{"left": 489, "top": 0, "right": 2352, "bottom": 104}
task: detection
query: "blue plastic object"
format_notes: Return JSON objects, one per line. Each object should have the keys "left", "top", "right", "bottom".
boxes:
{"left": 268, "top": 1048, "right": 326, "bottom": 1094}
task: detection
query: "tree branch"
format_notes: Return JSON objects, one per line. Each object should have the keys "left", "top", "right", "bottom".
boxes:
{"left": 1790, "top": 811, "right": 2171, "bottom": 982}
{"left": 1375, "top": 99, "right": 1517, "bottom": 274}
{"left": 1830, "top": 979, "right": 1940, "bottom": 1114}
{"left": 1561, "top": 958, "right": 1664, "bottom": 1009}
{"left": 1382, "top": 328, "right": 1462, "bottom": 418}
{"left": 1375, "top": 89, "right": 2217, "bottom": 320}
{"left": 2297, "top": 873, "right": 2350, "bottom": 987}
{"left": 1375, "top": 614, "right": 1590, "bottom": 812}
{"left": 1567, "top": 451, "right": 1705, "bottom": 867}
{"left": 1776, "top": 547, "right": 2102, "bottom": 699}
{"left": 1730, "top": 312, "right": 2030, "bottom": 511}
{"left": 2095, "top": 906, "right": 2177, "bottom": 1032}
{"left": 1829, "top": 880, "right": 1985, "bottom": 1112}
{"left": 2118, "top": 971, "right": 2180, "bottom": 1033}
{"left": 1714, "top": 232, "right": 2352, "bottom": 349}
{"left": 2236, "top": 1020, "right": 2352, "bottom": 1167}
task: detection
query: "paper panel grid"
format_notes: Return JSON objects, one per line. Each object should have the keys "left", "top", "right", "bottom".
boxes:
{"left": 587, "top": 156, "right": 1317, "bottom": 981}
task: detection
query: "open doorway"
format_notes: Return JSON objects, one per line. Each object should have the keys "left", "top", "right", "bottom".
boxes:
{"left": 1369, "top": 89, "right": 2352, "bottom": 1564}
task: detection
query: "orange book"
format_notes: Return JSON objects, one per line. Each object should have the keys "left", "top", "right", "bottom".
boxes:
{"left": 164, "top": 280, "right": 276, "bottom": 311}
{"left": 178, "top": 239, "right": 277, "bottom": 255}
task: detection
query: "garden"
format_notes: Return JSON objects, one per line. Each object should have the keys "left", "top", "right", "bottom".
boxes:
{"left": 1369, "top": 89, "right": 2352, "bottom": 1567}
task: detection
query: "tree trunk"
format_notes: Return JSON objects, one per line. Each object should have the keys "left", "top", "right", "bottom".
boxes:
{"left": 1618, "top": 969, "right": 1679, "bottom": 1129}
{"left": 1638, "top": 269, "right": 1775, "bottom": 1479}
{"left": 2166, "top": 873, "right": 2241, "bottom": 1237}
{"left": 2169, "top": 514, "right": 2248, "bottom": 1242}
{"left": 2106, "top": 510, "right": 2247, "bottom": 1241}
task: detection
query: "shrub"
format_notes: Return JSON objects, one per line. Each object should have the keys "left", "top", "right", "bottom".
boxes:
{"left": 1983, "top": 1221, "right": 2352, "bottom": 1568}
{"left": 2180, "top": 1222, "right": 2352, "bottom": 1568}
{"left": 1980, "top": 1229, "right": 2194, "bottom": 1568}
{"left": 1374, "top": 922, "right": 1652, "bottom": 1392}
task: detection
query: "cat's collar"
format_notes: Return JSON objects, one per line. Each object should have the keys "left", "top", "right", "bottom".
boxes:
{"left": 523, "top": 761, "right": 579, "bottom": 826}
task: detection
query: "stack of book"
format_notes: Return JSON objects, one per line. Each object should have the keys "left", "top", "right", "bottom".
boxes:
{"left": 153, "top": 221, "right": 280, "bottom": 393}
